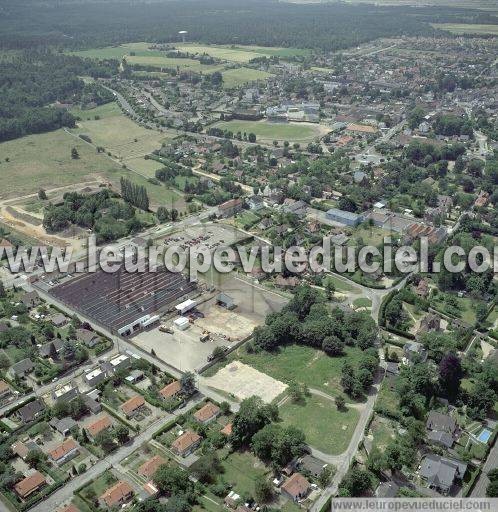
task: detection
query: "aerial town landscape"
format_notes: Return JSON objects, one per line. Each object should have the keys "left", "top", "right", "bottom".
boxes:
{"left": 0, "top": 0, "right": 498, "bottom": 511}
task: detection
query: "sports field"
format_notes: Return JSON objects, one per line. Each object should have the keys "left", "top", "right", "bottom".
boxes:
{"left": 0, "top": 129, "right": 123, "bottom": 199}
{"left": 432, "top": 23, "right": 498, "bottom": 35}
{"left": 176, "top": 43, "right": 310, "bottom": 62}
{"left": 211, "top": 119, "right": 327, "bottom": 143}
{"left": 279, "top": 394, "right": 360, "bottom": 455}
{"left": 222, "top": 67, "right": 272, "bottom": 88}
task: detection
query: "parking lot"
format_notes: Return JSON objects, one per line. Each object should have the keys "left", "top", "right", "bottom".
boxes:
{"left": 132, "top": 276, "right": 287, "bottom": 372}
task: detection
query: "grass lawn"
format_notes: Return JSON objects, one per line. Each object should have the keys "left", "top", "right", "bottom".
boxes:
{"left": 0, "top": 129, "right": 123, "bottom": 199}
{"left": 325, "top": 274, "right": 361, "bottom": 294}
{"left": 222, "top": 67, "right": 272, "bottom": 88}
{"left": 71, "top": 114, "right": 172, "bottom": 161}
{"left": 69, "top": 42, "right": 226, "bottom": 73}
{"left": 234, "top": 211, "right": 260, "bottom": 230}
{"left": 220, "top": 451, "right": 270, "bottom": 496}
{"left": 375, "top": 378, "right": 400, "bottom": 418}
{"left": 194, "top": 495, "right": 224, "bottom": 512}
{"left": 80, "top": 471, "right": 117, "bottom": 501}
{"left": 369, "top": 416, "right": 396, "bottom": 452}
{"left": 69, "top": 101, "right": 121, "bottom": 121}
{"left": 349, "top": 225, "right": 391, "bottom": 247}
{"left": 125, "top": 156, "right": 165, "bottom": 177}
{"left": 210, "top": 119, "right": 325, "bottom": 143}
{"left": 231, "top": 343, "right": 365, "bottom": 397}
{"left": 176, "top": 43, "right": 309, "bottom": 63}
{"left": 353, "top": 297, "right": 372, "bottom": 309}
{"left": 279, "top": 394, "right": 360, "bottom": 455}
{"left": 432, "top": 23, "right": 498, "bottom": 35}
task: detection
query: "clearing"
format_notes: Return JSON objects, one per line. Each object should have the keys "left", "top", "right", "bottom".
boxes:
{"left": 432, "top": 23, "right": 498, "bottom": 35}
{"left": 204, "top": 361, "right": 288, "bottom": 403}
{"left": 222, "top": 67, "right": 272, "bottom": 88}
{"left": 279, "top": 394, "right": 360, "bottom": 455}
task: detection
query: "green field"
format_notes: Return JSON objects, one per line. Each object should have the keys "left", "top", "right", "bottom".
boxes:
{"left": 229, "top": 343, "right": 365, "bottom": 397}
{"left": 222, "top": 67, "right": 272, "bottom": 88}
{"left": 432, "top": 23, "right": 498, "bottom": 35}
{"left": 280, "top": 394, "right": 360, "bottom": 455}
{"left": 0, "top": 129, "right": 123, "bottom": 199}
{"left": 176, "top": 43, "right": 310, "bottom": 62}
{"left": 220, "top": 451, "right": 270, "bottom": 496}
{"left": 69, "top": 101, "right": 121, "bottom": 121}
{"left": 211, "top": 119, "right": 326, "bottom": 143}
{"left": 71, "top": 114, "right": 173, "bottom": 161}
{"left": 69, "top": 42, "right": 225, "bottom": 73}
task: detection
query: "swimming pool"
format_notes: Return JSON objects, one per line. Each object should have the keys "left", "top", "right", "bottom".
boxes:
{"left": 478, "top": 429, "right": 492, "bottom": 443}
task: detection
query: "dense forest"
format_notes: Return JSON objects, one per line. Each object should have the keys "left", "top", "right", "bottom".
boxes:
{"left": 0, "top": 0, "right": 461, "bottom": 51}
{"left": 0, "top": 52, "right": 118, "bottom": 142}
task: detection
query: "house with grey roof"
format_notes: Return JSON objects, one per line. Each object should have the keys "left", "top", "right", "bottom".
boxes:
{"left": 403, "top": 341, "right": 428, "bottom": 363}
{"left": 49, "top": 417, "right": 77, "bottom": 436}
{"left": 18, "top": 399, "right": 45, "bottom": 424}
{"left": 21, "top": 291, "right": 40, "bottom": 309}
{"left": 39, "top": 339, "right": 64, "bottom": 359}
{"left": 326, "top": 208, "right": 364, "bottom": 227}
{"left": 419, "top": 453, "right": 467, "bottom": 494}
{"left": 76, "top": 328, "right": 101, "bottom": 348}
{"left": 8, "top": 358, "right": 34, "bottom": 379}
{"left": 426, "top": 410, "right": 458, "bottom": 448}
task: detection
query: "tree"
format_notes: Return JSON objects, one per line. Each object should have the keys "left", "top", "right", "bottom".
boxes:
{"left": 0, "top": 281, "right": 5, "bottom": 298}
{"left": 322, "top": 335, "right": 343, "bottom": 356}
{"left": 231, "top": 396, "right": 278, "bottom": 448}
{"left": 288, "top": 380, "right": 305, "bottom": 403}
{"left": 153, "top": 465, "right": 192, "bottom": 495}
{"left": 254, "top": 475, "right": 273, "bottom": 503}
{"left": 25, "top": 449, "right": 47, "bottom": 468}
{"left": 95, "top": 430, "right": 115, "bottom": 453}
{"left": 114, "top": 424, "right": 130, "bottom": 444}
{"left": 335, "top": 395, "right": 346, "bottom": 411}
{"left": 180, "top": 372, "right": 196, "bottom": 396}
{"left": 248, "top": 133, "right": 256, "bottom": 143}
{"left": 438, "top": 353, "right": 462, "bottom": 399}
{"left": 318, "top": 465, "right": 334, "bottom": 487}
{"left": 38, "top": 189, "right": 47, "bottom": 200}
{"left": 157, "top": 207, "right": 170, "bottom": 223}
{"left": 192, "top": 452, "right": 221, "bottom": 484}
{"left": 0, "top": 352, "right": 10, "bottom": 369}
{"left": 323, "top": 276, "right": 335, "bottom": 299}
{"left": 71, "top": 147, "right": 79, "bottom": 159}
{"left": 486, "top": 480, "right": 498, "bottom": 497}
{"left": 339, "top": 468, "right": 372, "bottom": 496}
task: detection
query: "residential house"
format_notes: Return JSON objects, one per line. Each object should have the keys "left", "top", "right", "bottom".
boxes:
{"left": 14, "top": 471, "right": 46, "bottom": 500}
{"left": 415, "top": 279, "right": 429, "bottom": 299}
{"left": 121, "top": 395, "right": 146, "bottom": 418}
{"left": 221, "top": 423, "right": 232, "bottom": 437}
{"left": 418, "top": 313, "right": 441, "bottom": 335}
{"left": 403, "top": 341, "right": 428, "bottom": 363}
{"left": 18, "top": 399, "right": 45, "bottom": 423}
{"left": 159, "top": 380, "right": 182, "bottom": 400}
{"left": 50, "top": 313, "right": 68, "bottom": 328}
{"left": 0, "top": 380, "right": 12, "bottom": 400}
{"left": 104, "top": 354, "right": 131, "bottom": 374}
{"left": 99, "top": 481, "right": 134, "bottom": 509}
{"left": 218, "top": 198, "right": 243, "bottom": 218}
{"left": 426, "top": 411, "right": 458, "bottom": 448}
{"left": 48, "top": 438, "right": 79, "bottom": 466}
{"left": 21, "top": 291, "right": 40, "bottom": 309}
{"left": 138, "top": 455, "right": 166, "bottom": 480}
{"left": 225, "top": 490, "right": 241, "bottom": 509}
{"left": 39, "top": 339, "right": 64, "bottom": 359}
{"left": 76, "top": 328, "right": 101, "bottom": 348}
{"left": 281, "top": 473, "right": 311, "bottom": 502}
{"left": 194, "top": 402, "right": 220, "bottom": 424}
{"left": 299, "top": 455, "right": 328, "bottom": 478}
{"left": 84, "top": 367, "right": 107, "bottom": 387}
{"left": 8, "top": 358, "right": 34, "bottom": 379}
{"left": 246, "top": 195, "right": 264, "bottom": 211}
{"left": 171, "top": 430, "right": 202, "bottom": 457}
{"left": 419, "top": 453, "right": 467, "bottom": 494}
{"left": 12, "top": 440, "right": 38, "bottom": 460}
{"left": 86, "top": 415, "right": 112, "bottom": 440}
{"left": 81, "top": 393, "right": 102, "bottom": 414}
{"left": 52, "top": 383, "right": 79, "bottom": 402}
{"left": 58, "top": 505, "right": 80, "bottom": 512}
{"left": 375, "top": 482, "right": 400, "bottom": 498}
{"left": 49, "top": 417, "right": 77, "bottom": 437}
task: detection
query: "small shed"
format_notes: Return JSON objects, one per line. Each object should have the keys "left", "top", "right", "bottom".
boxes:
{"left": 216, "top": 293, "right": 236, "bottom": 310}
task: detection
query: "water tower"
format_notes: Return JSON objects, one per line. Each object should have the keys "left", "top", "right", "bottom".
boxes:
{"left": 179, "top": 31, "right": 188, "bottom": 43}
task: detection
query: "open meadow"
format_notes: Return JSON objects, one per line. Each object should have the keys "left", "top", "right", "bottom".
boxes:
{"left": 210, "top": 119, "right": 327, "bottom": 143}
{"left": 431, "top": 24, "right": 498, "bottom": 35}
{"left": 222, "top": 67, "right": 273, "bottom": 88}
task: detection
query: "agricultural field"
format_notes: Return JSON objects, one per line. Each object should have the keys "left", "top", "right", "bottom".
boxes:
{"left": 210, "top": 119, "right": 327, "bottom": 143}
{"left": 221, "top": 67, "right": 273, "bottom": 88}
{"left": 341, "top": 0, "right": 498, "bottom": 11}
{"left": 279, "top": 394, "right": 360, "bottom": 455}
{"left": 176, "top": 43, "right": 310, "bottom": 62}
{"left": 432, "top": 24, "right": 498, "bottom": 35}
{"left": 0, "top": 129, "right": 123, "bottom": 199}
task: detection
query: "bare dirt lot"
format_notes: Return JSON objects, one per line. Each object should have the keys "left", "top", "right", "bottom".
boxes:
{"left": 204, "top": 361, "right": 287, "bottom": 403}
